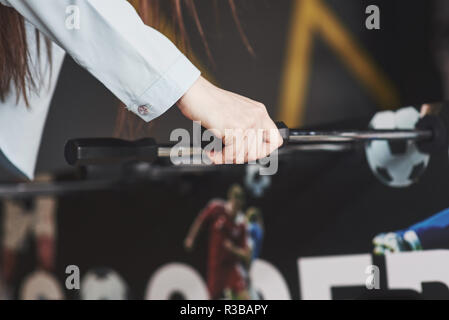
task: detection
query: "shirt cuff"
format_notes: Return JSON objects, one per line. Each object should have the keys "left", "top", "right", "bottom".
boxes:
{"left": 127, "top": 54, "right": 201, "bottom": 122}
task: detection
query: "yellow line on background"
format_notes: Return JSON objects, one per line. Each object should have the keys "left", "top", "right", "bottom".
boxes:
{"left": 278, "top": 0, "right": 400, "bottom": 128}
{"left": 278, "top": 0, "right": 315, "bottom": 127}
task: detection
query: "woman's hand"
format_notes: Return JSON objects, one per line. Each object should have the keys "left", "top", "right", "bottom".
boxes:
{"left": 177, "top": 76, "right": 283, "bottom": 164}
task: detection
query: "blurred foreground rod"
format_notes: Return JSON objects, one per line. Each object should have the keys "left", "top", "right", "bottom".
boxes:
{"left": 0, "top": 180, "right": 117, "bottom": 199}
{"left": 0, "top": 120, "right": 441, "bottom": 198}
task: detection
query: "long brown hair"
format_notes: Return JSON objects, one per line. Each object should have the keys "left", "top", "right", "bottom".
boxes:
{"left": 0, "top": 6, "right": 52, "bottom": 105}
{"left": 0, "top": 0, "right": 252, "bottom": 138}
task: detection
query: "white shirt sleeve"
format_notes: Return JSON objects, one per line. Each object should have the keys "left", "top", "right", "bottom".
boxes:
{"left": 1, "top": 0, "right": 201, "bottom": 122}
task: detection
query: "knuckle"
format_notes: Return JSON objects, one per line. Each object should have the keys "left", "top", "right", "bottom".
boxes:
{"left": 257, "top": 104, "right": 267, "bottom": 115}
{"left": 256, "top": 102, "right": 266, "bottom": 109}
{"left": 252, "top": 102, "right": 266, "bottom": 112}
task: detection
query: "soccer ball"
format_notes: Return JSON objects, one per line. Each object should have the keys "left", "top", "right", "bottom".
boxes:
{"left": 365, "top": 107, "right": 430, "bottom": 188}
{"left": 80, "top": 268, "right": 128, "bottom": 300}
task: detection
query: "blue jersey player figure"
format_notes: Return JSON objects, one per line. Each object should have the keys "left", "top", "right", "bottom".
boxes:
{"left": 246, "top": 207, "right": 264, "bottom": 262}
{"left": 373, "top": 207, "right": 449, "bottom": 254}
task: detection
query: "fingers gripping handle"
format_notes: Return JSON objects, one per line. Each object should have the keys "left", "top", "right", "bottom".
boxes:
{"left": 276, "top": 122, "right": 290, "bottom": 143}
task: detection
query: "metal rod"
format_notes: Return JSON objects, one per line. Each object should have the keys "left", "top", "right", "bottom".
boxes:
{"left": 288, "top": 129, "right": 433, "bottom": 143}
{"left": 279, "top": 143, "right": 354, "bottom": 153}
{"left": 156, "top": 129, "right": 432, "bottom": 158}
{"left": 157, "top": 147, "right": 203, "bottom": 158}
{"left": 158, "top": 130, "right": 433, "bottom": 158}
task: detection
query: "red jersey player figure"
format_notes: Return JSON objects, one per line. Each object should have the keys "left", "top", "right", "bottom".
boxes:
{"left": 184, "top": 184, "right": 250, "bottom": 300}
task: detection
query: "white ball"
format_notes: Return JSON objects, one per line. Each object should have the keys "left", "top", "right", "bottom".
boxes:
{"left": 80, "top": 268, "right": 128, "bottom": 300}
{"left": 245, "top": 165, "right": 271, "bottom": 197}
{"left": 365, "top": 107, "right": 430, "bottom": 188}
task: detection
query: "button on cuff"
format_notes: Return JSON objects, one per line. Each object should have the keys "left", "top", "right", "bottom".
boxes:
{"left": 127, "top": 54, "right": 201, "bottom": 123}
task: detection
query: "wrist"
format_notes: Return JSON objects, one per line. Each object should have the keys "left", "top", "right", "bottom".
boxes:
{"left": 177, "top": 90, "right": 189, "bottom": 112}
{"left": 177, "top": 76, "right": 204, "bottom": 112}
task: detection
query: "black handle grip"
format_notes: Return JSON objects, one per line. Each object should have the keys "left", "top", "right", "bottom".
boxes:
{"left": 276, "top": 122, "right": 290, "bottom": 142}
{"left": 65, "top": 138, "right": 158, "bottom": 166}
